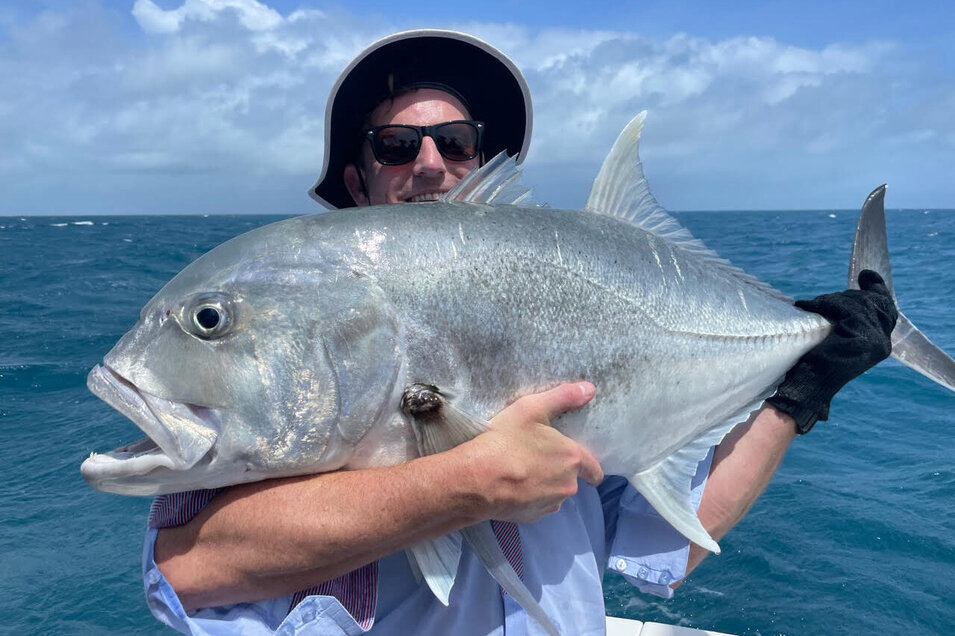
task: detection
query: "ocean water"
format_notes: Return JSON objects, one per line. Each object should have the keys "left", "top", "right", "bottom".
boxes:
{"left": 1, "top": 209, "right": 953, "bottom": 635}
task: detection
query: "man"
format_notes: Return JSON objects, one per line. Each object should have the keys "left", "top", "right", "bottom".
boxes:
{"left": 144, "top": 30, "right": 896, "bottom": 634}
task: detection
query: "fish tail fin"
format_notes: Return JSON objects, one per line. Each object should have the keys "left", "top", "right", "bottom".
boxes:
{"left": 849, "top": 186, "right": 955, "bottom": 391}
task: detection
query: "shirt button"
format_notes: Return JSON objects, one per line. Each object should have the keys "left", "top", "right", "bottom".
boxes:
{"left": 615, "top": 558, "right": 627, "bottom": 571}
{"left": 302, "top": 609, "right": 316, "bottom": 622}
{"left": 146, "top": 570, "right": 160, "bottom": 585}
{"left": 638, "top": 567, "right": 649, "bottom": 578}
{"left": 660, "top": 572, "right": 671, "bottom": 584}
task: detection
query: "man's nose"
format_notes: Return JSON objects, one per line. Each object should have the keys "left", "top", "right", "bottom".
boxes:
{"left": 413, "top": 136, "right": 446, "bottom": 177}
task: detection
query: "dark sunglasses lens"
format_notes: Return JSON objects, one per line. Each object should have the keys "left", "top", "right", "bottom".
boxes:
{"left": 434, "top": 122, "right": 480, "bottom": 161}
{"left": 372, "top": 127, "right": 421, "bottom": 165}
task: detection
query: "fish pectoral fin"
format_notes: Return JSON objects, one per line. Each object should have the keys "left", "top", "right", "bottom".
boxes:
{"left": 461, "top": 523, "right": 561, "bottom": 636}
{"left": 407, "top": 532, "right": 464, "bottom": 606}
{"left": 400, "top": 383, "right": 490, "bottom": 456}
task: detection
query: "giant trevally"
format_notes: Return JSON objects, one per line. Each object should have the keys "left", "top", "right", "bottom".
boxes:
{"left": 81, "top": 112, "right": 955, "bottom": 634}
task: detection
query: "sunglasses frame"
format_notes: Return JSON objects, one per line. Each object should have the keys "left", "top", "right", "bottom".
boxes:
{"left": 363, "top": 120, "right": 485, "bottom": 166}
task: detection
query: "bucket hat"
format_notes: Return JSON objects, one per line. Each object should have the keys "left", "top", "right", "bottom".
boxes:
{"left": 309, "top": 29, "right": 532, "bottom": 209}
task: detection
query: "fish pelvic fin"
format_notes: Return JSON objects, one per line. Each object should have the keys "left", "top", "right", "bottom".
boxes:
{"left": 406, "top": 533, "right": 463, "bottom": 606}
{"left": 441, "top": 152, "right": 536, "bottom": 206}
{"left": 399, "top": 385, "right": 479, "bottom": 606}
{"left": 400, "top": 385, "right": 559, "bottom": 634}
{"left": 461, "top": 523, "right": 561, "bottom": 636}
{"left": 849, "top": 185, "right": 955, "bottom": 391}
{"left": 585, "top": 111, "right": 790, "bottom": 302}
{"left": 408, "top": 525, "right": 561, "bottom": 636}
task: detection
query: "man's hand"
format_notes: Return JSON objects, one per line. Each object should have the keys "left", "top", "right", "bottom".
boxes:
{"left": 767, "top": 269, "right": 898, "bottom": 433}
{"left": 463, "top": 382, "right": 604, "bottom": 523}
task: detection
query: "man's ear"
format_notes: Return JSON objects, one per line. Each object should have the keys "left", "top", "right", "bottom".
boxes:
{"left": 344, "top": 164, "right": 369, "bottom": 207}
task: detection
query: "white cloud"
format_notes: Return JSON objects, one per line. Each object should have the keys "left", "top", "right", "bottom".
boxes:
{"left": 132, "top": 0, "right": 283, "bottom": 34}
{"left": 0, "top": 2, "right": 950, "bottom": 214}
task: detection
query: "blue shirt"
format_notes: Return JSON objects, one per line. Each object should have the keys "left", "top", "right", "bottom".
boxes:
{"left": 143, "top": 453, "right": 711, "bottom": 635}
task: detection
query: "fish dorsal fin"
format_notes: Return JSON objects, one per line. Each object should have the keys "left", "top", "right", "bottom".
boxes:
{"left": 586, "top": 111, "right": 790, "bottom": 302}
{"left": 442, "top": 152, "right": 535, "bottom": 205}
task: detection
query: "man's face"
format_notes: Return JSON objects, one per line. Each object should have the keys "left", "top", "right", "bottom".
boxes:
{"left": 344, "top": 88, "right": 480, "bottom": 206}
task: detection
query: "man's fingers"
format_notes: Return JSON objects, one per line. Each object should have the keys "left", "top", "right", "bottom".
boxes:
{"left": 858, "top": 269, "right": 892, "bottom": 297}
{"left": 517, "top": 381, "right": 596, "bottom": 421}
{"left": 858, "top": 269, "right": 885, "bottom": 290}
{"left": 519, "top": 382, "right": 603, "bottom": 485}
{"left": 577, "top": 446, "right": 604, "bottom": 486}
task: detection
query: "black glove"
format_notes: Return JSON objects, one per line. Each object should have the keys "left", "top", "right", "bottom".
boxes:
{"left": 766, "top": 270, "right": 898, "bottom": 434}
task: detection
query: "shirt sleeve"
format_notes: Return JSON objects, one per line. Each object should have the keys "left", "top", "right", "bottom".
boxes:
{"left": 143, "top": 525, "right": 298, "bottom": 635}
{"left": 140, "top": 489, "right": 284, "bottom": 634}
{"left": 141, "top": 491, "right": 370, "bottom": 635}
{"left": 601, "top": 448, "right": 714, "bottom": 599}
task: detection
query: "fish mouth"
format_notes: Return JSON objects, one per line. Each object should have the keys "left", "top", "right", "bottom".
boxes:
{"left": 81, "top": 365, "right": 218, "bottom": 489}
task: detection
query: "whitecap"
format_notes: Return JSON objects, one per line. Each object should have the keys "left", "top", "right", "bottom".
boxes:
{"left": 122, "top": 238, "right": 133, "bottom": 243}
{"left": 827, "top": 213, "right": 836, "bottom": 219}
{"left": 51, "top": 223, "right": 68, "bottom": 227}
{"left": 72, "top": 221, "right": 94, "bottom": 226}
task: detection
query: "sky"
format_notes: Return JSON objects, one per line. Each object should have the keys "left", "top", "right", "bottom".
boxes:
{"left": 1, "top": 0, "right": 952, "bottom": 215}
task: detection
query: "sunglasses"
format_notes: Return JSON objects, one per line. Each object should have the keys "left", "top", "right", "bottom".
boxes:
{"left": 363, "top": 120, "right": 485, "bottom": 166}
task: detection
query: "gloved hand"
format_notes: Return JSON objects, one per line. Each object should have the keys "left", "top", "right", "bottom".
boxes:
{"left": 766, "top": 270, "right": 898, "bottom": 434}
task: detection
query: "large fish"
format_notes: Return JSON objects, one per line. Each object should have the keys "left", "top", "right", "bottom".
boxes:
{"left": 81, "top": 112, "right": 955, "bottom": 635}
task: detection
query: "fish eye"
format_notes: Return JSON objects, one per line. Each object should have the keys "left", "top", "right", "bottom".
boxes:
{"left": 196, "top": 307, "right": 222, "bottom": 330}
{"left": 186, "top": 294, "right": 235, "bottom": 340}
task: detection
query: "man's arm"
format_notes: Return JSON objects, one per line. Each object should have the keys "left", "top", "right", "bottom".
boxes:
{"left": 155, "top": 382, "right": 603, "bottom": 612}
{"left": 678, "top": 271, "right": 898, "bottom": 582}
{"left": 677, "top": 403, "right": 795, "bottom": 581}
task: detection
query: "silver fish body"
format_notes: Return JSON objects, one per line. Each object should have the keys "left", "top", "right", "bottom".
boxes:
{"left": 84, "top": 196, "right": 829, "bottom": 495}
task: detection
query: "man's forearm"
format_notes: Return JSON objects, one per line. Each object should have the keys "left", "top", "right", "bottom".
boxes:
{"left": 156, "top": 446, "right": 488, "bottom": 612}
{"left": 679, "top": 404, "right": 796, "bottom": 581}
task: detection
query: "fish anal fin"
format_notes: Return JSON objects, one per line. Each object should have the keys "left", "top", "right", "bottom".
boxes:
{"left": 628, "top": 403, "right": 767, "bottom": 555}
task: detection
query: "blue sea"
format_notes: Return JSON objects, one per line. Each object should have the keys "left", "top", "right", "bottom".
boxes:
{"left": 1, "top": 209, "right": 953, "bottom": 635}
